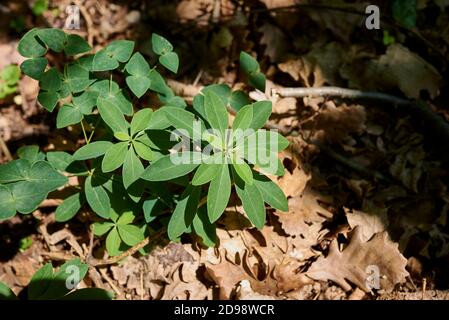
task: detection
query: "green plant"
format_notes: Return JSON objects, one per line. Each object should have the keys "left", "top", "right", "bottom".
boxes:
{"left": 0, "top": 28, "right": 288, "bottom": 256}
{"left": 32, "top": 0, "right": 49, "bottom": 16}
{"left": 0, "top": 259, "right": 113, "bottom": 300}
{"left": 0, "top": 64, "right": 20, "bottom": 99}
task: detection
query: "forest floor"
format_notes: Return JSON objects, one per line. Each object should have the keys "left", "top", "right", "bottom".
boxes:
{"left": 1, "top": 0, "right": 449, "bottom": 300}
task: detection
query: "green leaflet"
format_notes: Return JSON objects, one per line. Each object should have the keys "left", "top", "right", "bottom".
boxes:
{"left": 207, "top": 163, "right": 231, "bottom": 223}
{"left": 72, "top": 141, "right": 112, "bottom": 161}
{"left": 122, "top": 147, "right": 144, "bottom": 189}
{"left": 253, "top": 172, "right": 288, "bottom": 212}
{"left": 101, "top": 142, "right": 128, "bottom": 172}
{"left": 204, "top": 91, "right": 228, "bottom": 139}
{"left": 141, "top": 152, "right": 202, "bottom": 181}
{"left": 97, "top": 97, "right": 130, "bottom": 133}
{"left": 192, "top": 206, "right": 216, "bottom": 247}
{"left": 55, "top": 192, "right": 85, "bottom": 222}
{"left": 235, "top": 173, "right": 266, "bottom": 229}
{"left": 84, "top": 175, "right": 111, "bottom": 219}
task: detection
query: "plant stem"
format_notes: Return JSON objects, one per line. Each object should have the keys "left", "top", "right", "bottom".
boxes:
{"left": 80, "top": 120, "right": 89, "bottom": 144}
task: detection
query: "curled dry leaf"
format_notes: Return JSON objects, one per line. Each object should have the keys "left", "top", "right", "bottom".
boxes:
{"left": 307, "top": 227, "right": 409, "bottom": 293}
{"left": 345, "top": 208, "right": 388, "bottom": 242}
{"left": 236, "top": 280, "right": 277, "bottom": 300}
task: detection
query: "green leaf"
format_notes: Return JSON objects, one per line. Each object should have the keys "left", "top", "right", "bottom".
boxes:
{"left": 125, "top": 53, "right": 151, "bottom": 97}
{"left": 240, "top": 52, "right": 259, "bottom": 74}
{"left": 114, "top": 132, "right": 130, "bottom": 141}
{"left": 0, "top": 186, "right": 16, "bottom": 220}
{"left": 147, "top": 108, "right": 171, "bottom": 130}
{"left": 20, "top": 57, "right": 48, "bottom": 80}
{"left": 249, "top": 72, "right": 266, "bottom": 92}
{"left": 131, "top": 108, "right": 153, "bottom": 136}
{"left": 44, "top": 259, "right": 88, "bottom": 299}
{"left": 117, "top": 224, "right": 144, "bottom": 246}
{"left": 117, "top": 211, "right": 135, "bottom": 225}
{"left": 151, "top": 33, "right": 173, "bottom": 55}
{"left": 126, "top": 75, "right": 151, "bottom": 98}
{"left": 72, "top": 141, "right": 112, "bottom": 161}
{"left": 97, "top": 97, "right": 130, "bottom": 133}
{"left": 65, "top": 64, "right": 95, "bottom": 93}
{"left": 204, "top": 91, "right": 228, "bottom": 138}
{"left": 64, "top": 34, "right": 92, "bottom": 56}
{"left": 85, "top": 175, "right": 111, "bottom": 219}
{"left": 122, "top": 148, "right": 144, "bottom": 189}
{"left": 32, "top": 0, "right": 48, "bottom": 15}
{"left": 55, "top": 192, "right": 84, "bottom": 222}
{"left": 40, "top": 67, "right": 62, "bottom": 91}
{"left": 93, "top": 222, "right": 114, "bottom": 236}
{"left": 159, "top": 52, "right": 179, "bottom": 73}
{"left": 18, "top": 28, "right": 47, "bottom": 58}
{"left": 392, "top": 0, "right": 417, "bottom": 28}
{"left": 106, "top": 227, "right": 121, "bottom": 256}
{"left": 46, "top": 151, "right": 72, "bottom": 171}
{"left": 37, "top": 91, "right": 59, "bottom": 112}
{"left": 101, "top": 142, "right": 128, "bottom": 172}
{"left": 232, "top": 104, "right": 253, "bottom": 131}
{"left": 230, "top": 90, "right": 251, "bottom": 111}
{"left": 167, "top": 185, "right": 201, "bottom": 240}
{"left": 63, "top": 288, "right": 114, "bottom": 300}
{"left": 56, "top": 104, "right": 83, "bottom": 128}
{"left": 207, "top": 164, "right": 231, "bottom": 223}
{"left": 250, "top": 101, "right": 272, "bottom": 130}
{"left": 17, "top": 145, "right": 44, "bottom": 163}
{"left": 235, "top": 175, "right": 266, "bottom": 229}
{"left": 0, "top": 281, "right": 17, "bottom": 300}
{"left": 37, "top": 28, "right": 67, "bottom": 52}
{"left": 232, "top": 161, "right": 253, "bottom": 185}
{"left": 163, "top": 107, "right": 205, "bottom": 140}
{"left": 9, "top": 182, "right": 47, "bottom": 214}
{"left": 141, "top": 152, "right": 202, "bottom": 181}
{"left": 0, "top": 159, "right": 30, "bottom": 183}
{"left": 191, "top": 152, "right": 223, "bottom": 186}
{"left": 192, "top": 206, "right": 216, "bottom": 247}
{"left": 132, "top": 140, "right": 154, "bottom": 161}
{"left": 29, "top": 161, "right": 68, "bottom": 192}
{"left": 28, "top": 263, "right": 53, "bottom": 299}
{"left": 253, "top": 172, "right": 288, "bottom": 212}
{"left": 92, "top": 40, "right": 134, "bottom": 72}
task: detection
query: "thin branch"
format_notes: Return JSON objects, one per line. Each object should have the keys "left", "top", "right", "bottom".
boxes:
{"left": 272, "top": 87, "right": 410, "bottom": 106}
{"left": 0, "top": 134, "right": 13, "bottom": 161}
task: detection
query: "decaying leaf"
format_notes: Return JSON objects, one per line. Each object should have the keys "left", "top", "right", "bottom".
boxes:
{"left": 307, "top": 227, "right": 409, "bottom": 292}
{"left": 345, "top": 208, "right": 388, "bottom": 242}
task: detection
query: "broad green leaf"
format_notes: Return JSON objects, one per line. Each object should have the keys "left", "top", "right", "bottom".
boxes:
{"left": 64, "top": 34, "right": 91, "bottom": 56}
{"left": 141, "top": 152, "right": 202, "bottom": 181}
{"left": 101, "top": 142, "right": 128, "bottom": 172}
{"left": 72, "top": 141, "right": 112, "bottom": 161}
{"left": 122, "top": 148, "right": 144, "bottom": 189}
{"left": 240, "top": 52, "right": 259, "bottom": 74}
{"left": 20, "top": 57, "right": 48, "bottom": 80}
{"left": 28, "top": 263, "right": 53, "bottom": 299}
{"left": 55, "top": 192, "right": 84, "bottom": 222}
{"left": 65, "top": 64, "right": 95, "bottom": 93}
{"left": 56, "top": 104, "right": 83, "bottom": 128}
{"left": 97, "top": 97, "right": 130, "bottom": 133}
{"left": 92, "top": 49, "right": 117, "bottom": 71}
{"left": 37, "top": 28, "right": 67, "bottom": 52}
{"left": 151, "top": 33, "right": 173, "bottom": 55}
{"left": 163, "top": 107, "right": 205, "bottom": 140}
{"left": 17, "top": 145, "right": 44, "bottom": 163}
{"left": 167, "top": 185, "right": 201, "bottom": 240}
{"left": 18, "top": 28, "right": 47, "bottom": 58}
{"left": 37, "top": 91, "right": 59, "bottom": 112}
{"left": 46, "top": 151, "right": 72, "bottom": 171}
{"left": 249, "top": 72, "right": 266, "bottom": 92}
{"left": 230, "top": 90, "right": 251, "bottom": 111}
{"left": 204, "top": 91, "right": 228, "bottom": 138}
{"left": 114, "top": 132, "right": 130, "bottom": 141}
{"left": 207, "top": 164, "right": 231, "bottom": 222}
{"left": 126, "top": 75, "right": 151, "bottom": 98}
{"left": 85, "top": 175, "right": 111, "bottom": 219}
{"left": 192, "top": 206, "right": 216, "bottom": 247}
{"left": 0, "top": 159, "right": 30, "bottom": 183}
{"left": 0, "top": 186, "right": 16, "bottom": 220}
{"left": 106, "top": 227, "right": 121, "bottom": 256}
{"left": 117, "top": 224, "right": 144, "bottom": 246}
{"left": 159, "top": 52, "right": 179, "bottom": 73}
{"left": 0, "top": 281, "right": 17, "bottom": 300}
{"left": 63, "top": 288, "right": 114, "bottom": 300}
{"left": 143, "top": 198, "right": 165, "bottom": 223}
{"left": 125, "top": 52, "right": 150, "bottom": 75}
{"left": 90, "top": 80, "right": 133, "bottom": 115}
{"left": 232, "top": 104, "right": 253, "bottom": 131}
{"left": 132, "top": 140, "right": 153, "bottom": 161}
{"left": 148, "top": 69, "right": 171, "bottom": 95}
{"left": 235, "top": 176, "right": 266, "bottom": 229}
{"left": 253, "top": 172, "right": 288, "bottom": 212}
{"left": 250, "top": 101, "right": 272, "bottom": 130}
{"left": 93, "top": 222, "right": 114, "bottom": 236}
{"left": 147, "top": 108, "right": 171, "bottom": 130}
{"left": 131, "top": 108, "right": 153, "bottom": 136}
{"left": 92, "top": 40, "right": 134, "bottom": 72}
{"left": 28, "top": 161, "right": 68, "bottom": 192}
{"left": 44, "top": 259, "right": 88, "bottom": 299}
{"left": 117, "top": 211, "right": 135, "bottom": 225}
{"left": 40, "top": 67, "right": 62, "bottom": 91}
{"left": 232, "top": 161, "right": 253, "bottom": 185}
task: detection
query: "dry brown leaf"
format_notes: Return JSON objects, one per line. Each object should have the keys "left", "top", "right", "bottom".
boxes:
{"left": 273, "top": 97, "right": 297, "bottom": 114}
{"left": 206, "top": 257, "right": 250, "bottom": 299}
{"left": 278, "top": 166, "right": 310, "bottom": 198}
{"left": 345, "top": 208, "right": 388, "bottom": 242}
{"left": 236, "top": 280, "right": 277, "bottom": 300}
{"left": 259, "top": 23, "right": 290, "bottom": 62}
{"left": 276, "top": 182, "right": 333, "bottom": 237}
{"left": 273, "top": 257, "right": 314, "bottom": 292}
{"left": 307, "top": 227, "right": 409, "bottom": 292}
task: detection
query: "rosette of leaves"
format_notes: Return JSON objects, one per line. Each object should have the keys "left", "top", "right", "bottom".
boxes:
{"left": 0, "top": 259, "right": 113, "bottom": 300}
